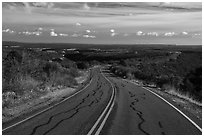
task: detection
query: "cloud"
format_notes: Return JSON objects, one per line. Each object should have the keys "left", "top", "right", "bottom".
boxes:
{"left": 83, "top": 3, "right": 90, "bottom": 10}
{"left": 182, "top": 31, "right": 188, "bottom": 35}
{"left": 137, "top": 31, "right": 145, "bottom": 36}
{"left": 50, "top": 29, "right": 58, "bottom": 36}
{"left": 110, "top": 29, "right": 118, "bottom": 37}
{"left": 38, "top": 27, "right": 43, "bottom": 31}
{"left": 71, "top": 33, "right": 80, "bottom": 37}
{"left": 59, "top": 33, "right": 68, "bottom": 36}
{"left": 158, "top": 2, "right": 202, "bottom": 10}
{"left": 22, "top": 31, "right": 32, "bottom": 35}
{"left": 4, "top": 2, "right": 55, "bottom": 14}
{"left": 83, "top": 34, "right": 89, "bottom": 38}
{"left": 164, "top": 32, "right": 176, "bottom": 36}
{"left": 111, "top": 33, "right": 118, "bottom": 37}
{"left": 110, "top": 29, "right": 115, "bottom": 33}
{"left": 86, "top": 29, "right": 91, "bottom": 33}
{"left": 76, "top": 22, "right": 81, "bottom": 26}
{"left": 2, "top": 28, "right": 15, "bottom": 33}
{"left": 89, "top": 35, "right": 96, "bottom": 38}
{"left": 123, "top": 33, "right": 129, "bottom": 37}
{"left": 23, "top": 2, "right": 32, "bottom": 13}
{"left": 192, "top": 33, "right": 201, "bottom": 37}
{"left": 83, "top": 34, "right": 96, "bottom": 38}
{"left": 20, "top": 30, "right": 42, "bottom": 36}
{"left": 2, "top": 2, "right": 201, "bottom": 45}
{"left": 32, "top": 2, "right": 54, "bottom": 9}
{"left": 33, "top": 31, "right": 41, "bottom": 36}
{"left": 147, "top": 32, "right": 159, "bottom": 36}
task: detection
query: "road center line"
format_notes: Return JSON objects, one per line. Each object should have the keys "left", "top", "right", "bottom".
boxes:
{"left": 87, "top": 69, "right": 116, "bottom": 135}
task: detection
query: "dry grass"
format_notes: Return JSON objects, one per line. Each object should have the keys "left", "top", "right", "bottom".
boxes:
{"left": 130, "top": 79, "right": 202, "bottom": 121}
{"left": 75, "top": 70, "right": 89, "bottom": 84}
{"left": 164, "top": 87, "right": 202, "bottom": 107}
{"left": 18, "top": 75, "right": 40, "bottom": 91}
{"left": 146, "top": 86, "right": 202, "bottom": 121}
{"left": 2, "top": 70, "right": 90, "bottom": 123}
{"left": 2, "top": 87, "right": 75, "bottom": 123}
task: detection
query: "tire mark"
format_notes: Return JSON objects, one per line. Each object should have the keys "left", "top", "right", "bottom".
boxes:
{"left": 140, "top": 93, "right": 146, "bottom": 100}
{"left": 161, "top": 132, "right": 165, "bottom": 135}
{"left": 128, "top": 91, "right": 136, "bottom": 98}
{"left": 158, "top": 121, "right": 166, "bottom": 135}
{"left": 141, "top": 96, "right": 146, "bottom": 100}
{"left": 158, "top": 121, "right": 163, "bottom": 128}
{"left": 92, "top": 82, "right": 102, "bottom": 96}
{"left": 114, "top": 84, "right": 119, "bottom": 91}
{"left": 121, "top": 83, "right": 125, "bottom": 87}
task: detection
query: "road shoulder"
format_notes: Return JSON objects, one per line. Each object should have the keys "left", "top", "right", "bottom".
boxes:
{"left": 2, "top": 70, "right": 92, "bottom": 128}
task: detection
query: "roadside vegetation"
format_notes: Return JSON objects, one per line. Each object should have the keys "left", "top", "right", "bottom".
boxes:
{"left": 109, "top": 50, "right": 202, "bottom": 103}
{"left": 2, "top": 42, "right": 201, "bottom": 122}
{"left": 56, "top": 44, "right": 201, "bottom": 103}
{"left": 2, "top": 47, "right": 87, "bottom": 110}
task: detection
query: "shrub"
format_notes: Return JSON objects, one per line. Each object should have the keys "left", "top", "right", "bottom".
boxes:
{"left": 181, "top": 67, "right": 202, "bottom": 101}
{"left": 46, "top": 72, "right": 77, "bottom": 87}
{"left": 68, "top": 67, "right": 80, "bottom": 77}
{"left": 17, "top": 75, "right": 40, "bottom": 92}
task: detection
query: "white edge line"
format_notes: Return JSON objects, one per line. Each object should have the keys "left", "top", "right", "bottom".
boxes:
{"left": 87, "top": 69, "right": 115, "bottom": 135}
{"left": 127, "top": 80, "right": 202, "bottom": 133}
{"left": 2, "top": 78, "right": 93, "bottom": 132}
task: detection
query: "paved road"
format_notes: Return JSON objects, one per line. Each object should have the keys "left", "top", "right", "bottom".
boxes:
{"left": 100, "top": 74, "right": 202, "bottom": 135}
{"left": 2, "top": 67, "right": 202, "bottom": 135}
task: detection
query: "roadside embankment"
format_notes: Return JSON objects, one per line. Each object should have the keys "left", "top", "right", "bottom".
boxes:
{"left": 129, "top": 79, "right": 202, "bottom": 122}
{"left": 2, "top": 69, "right": 91, "bottom": 123}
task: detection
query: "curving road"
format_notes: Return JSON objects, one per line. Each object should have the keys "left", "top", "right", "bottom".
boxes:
{"left": 2, "top": 67, "right": 202, "bottom": 135}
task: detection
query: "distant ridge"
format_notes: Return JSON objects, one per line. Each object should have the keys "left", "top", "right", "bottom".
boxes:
{"left": 2, "top": 41, "right": 201, "bottom": 51}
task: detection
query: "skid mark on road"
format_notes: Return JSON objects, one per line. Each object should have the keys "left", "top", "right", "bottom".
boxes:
{"left": 128, "top": 91, "right": 150, "bottom": 135}
{"left": 158, "top": 121, "right": 162, "bottom": 128}
{"left": 121, "top": 83, "right": 126, "bottom": 87}
{"left": 140, "top": 93, "right": 146, "bottom": 100}
{"left": 158, "top": 121, "right": 165, "bottom": 135}
{"left": 31, "top": 82, "right": 104, "bottom": 135}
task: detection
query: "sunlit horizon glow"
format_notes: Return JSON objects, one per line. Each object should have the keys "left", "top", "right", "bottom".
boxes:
{"left": 2, "top": 2, "right": 202, "bottom": 45}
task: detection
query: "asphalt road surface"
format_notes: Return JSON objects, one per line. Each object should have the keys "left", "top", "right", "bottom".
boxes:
{"left": 2, "top": 67, "right": 202, "bottom": 135}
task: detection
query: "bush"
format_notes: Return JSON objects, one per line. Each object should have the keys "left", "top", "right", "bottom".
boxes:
{"left": 46, "top": 72, "right": 77, "bottom": 87}
{"left": 76, "top": 62, "right": 89, "bottom": 69}
{"left": 68, "top": 67, "right": 80, "bottom": 77}
{"left": 181, "top": 67, "right": 202, "bottom": 101}
{"left": 61, "top": 59, "right": 76, "bottom": 69}
{"left": 18, "top": 75, "right": 40, "bottom": 92}
{"left": 3, "top": 48, "right": 80, "bottom": 95}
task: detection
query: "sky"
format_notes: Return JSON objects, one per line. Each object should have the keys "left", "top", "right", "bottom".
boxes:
{"left": 2, "top": 2, "right": 202, "bottom": 45}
